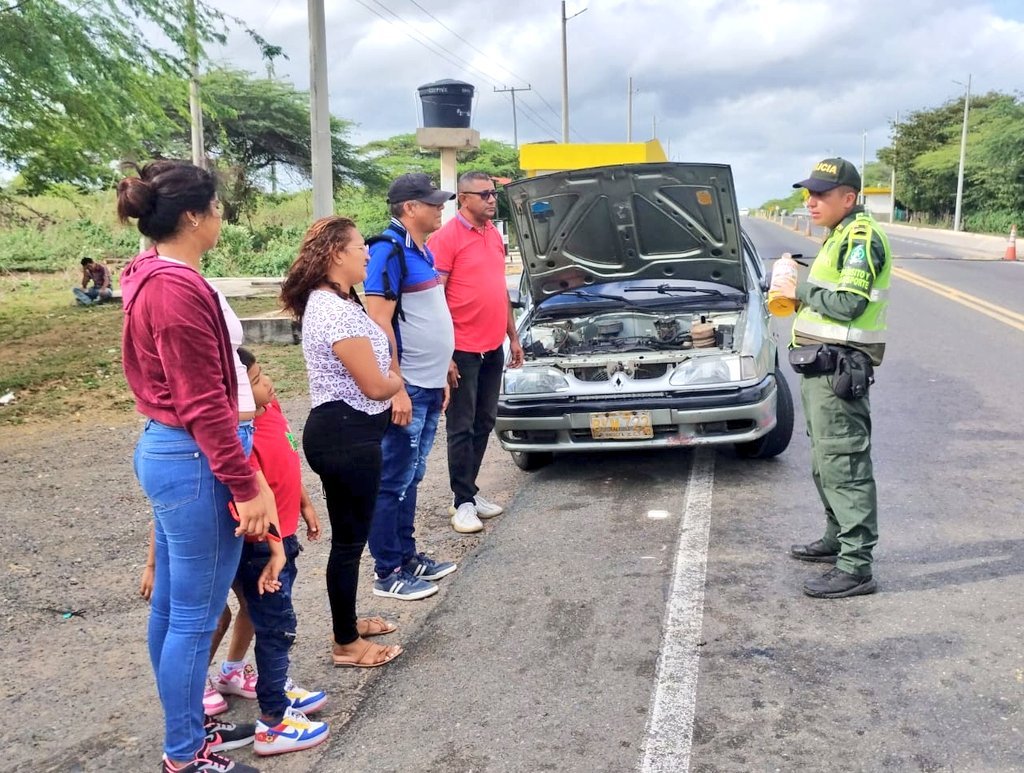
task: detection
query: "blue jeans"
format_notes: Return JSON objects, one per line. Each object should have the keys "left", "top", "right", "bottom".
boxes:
{"left": 237, "top": 535, "right": 299, "bottom": 723}
{"left": 368, "top": 385, "right": 444, "bottom": 577}
{"left": 134, "top": 419, "right": 253, "bottom": 761}
{"left": 73, "top": 286, "right": 112, "bottom": 305}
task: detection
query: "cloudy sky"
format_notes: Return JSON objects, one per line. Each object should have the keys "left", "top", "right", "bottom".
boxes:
{"left": 202, "top": 0, "right": 1024, "bottom": 206}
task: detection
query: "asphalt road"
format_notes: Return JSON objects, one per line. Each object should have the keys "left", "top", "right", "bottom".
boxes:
{"left": 317, "top": 218, "right": 1024, "bottom": 773}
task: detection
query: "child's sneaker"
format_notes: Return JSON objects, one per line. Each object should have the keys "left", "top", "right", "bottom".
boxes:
{"left": 403, "top": 552, "right": 457, "bottom": 582}
{"left": 254, "top": 706, "right": 329, "bottom": 756}
{"left": 204, "top": 716, "right": 256, "bottom": 752}
{"left": 160, "top": 741, "right": 260, "bottom": 772}
{"left": 372, "top": 568, "right": 438, "bottom": 600}
{"left": 213, "top": 662, "right": 258, "bottom": 699}
{"left": 203, "top": 677, "right": 228, "bottom": 716}
{"left": 285, "top": 677, "right": 327, "bottom": 714}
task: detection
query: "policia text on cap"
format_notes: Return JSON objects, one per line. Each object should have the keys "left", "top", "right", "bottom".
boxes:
{"left": 774, "top": 157, "right": 892, "bottom": 599}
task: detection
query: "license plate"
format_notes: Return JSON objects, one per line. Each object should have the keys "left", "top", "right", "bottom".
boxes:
{"left": 590, "top": 411, "right": 654, "bottom": 440}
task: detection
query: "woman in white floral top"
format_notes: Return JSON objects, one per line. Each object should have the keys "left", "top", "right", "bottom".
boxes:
{"left": 281, "top": 217, "right": 405, "bottom": 668}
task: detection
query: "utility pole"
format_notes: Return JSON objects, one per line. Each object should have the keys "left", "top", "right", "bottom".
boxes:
{"left": 495, "top": 85, "right": 531, "bottom": 150}
{"left": 953, "top": 74, "right": 971, "bottom": 232}
{"left": 186, "top": 0, "right": 204, "bottom": 168}
{"left": 860, "top": 129, "right": 867, "bottom": 204}
{"left": 560, "top": 1, "right": 586, "bottom": 143}
{"left": 889, "top": 110, "right": 899, "bottom": 224}
{"left": 627, "top": 76, "right": 634, "bottom": 142}
{"left": 652, "top": 114, "right": 657, "bottom": 139}
{"left": 308, "top": 0, "right": 333, "bottom": 219}
{"left": 267, "top": 60, "right": 278, "bottom": 195}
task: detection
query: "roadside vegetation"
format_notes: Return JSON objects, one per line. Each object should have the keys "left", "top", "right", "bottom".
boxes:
{"left": 0, "top": 273, "right": 304, "bottom": 426}
{"left": 760, "top": 91, "right": 1024, "bottom": 234}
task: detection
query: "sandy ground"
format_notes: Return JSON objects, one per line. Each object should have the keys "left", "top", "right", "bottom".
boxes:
{"left": 0, "top": 396, "right": 523, "bottom": 772}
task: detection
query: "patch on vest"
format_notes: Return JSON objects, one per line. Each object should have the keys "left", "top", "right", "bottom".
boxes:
{"left": 839, "top": 243, "right": 872, "bottom": 294}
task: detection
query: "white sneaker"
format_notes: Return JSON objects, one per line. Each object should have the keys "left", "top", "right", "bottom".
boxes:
{"left": 448, "top": 495, "right": 504, "bottom": 519}
{"left": 450, "top": 502, "right": 484, "bottom": 534}
{"left": 254, "top": 706, "right": 330, "bottom": 756}
{"left": 472, "top": 494, "right": 504, "bottom": 519}
{"left": 285, "top": 677, "right": 327, "bottom": 714}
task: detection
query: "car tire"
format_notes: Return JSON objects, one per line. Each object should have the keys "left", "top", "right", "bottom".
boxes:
{"left": 735, "top": 372, "right": 794, "bottom": 459}
{"left": 510, "top": 450, "right": 553, "bottom": 471}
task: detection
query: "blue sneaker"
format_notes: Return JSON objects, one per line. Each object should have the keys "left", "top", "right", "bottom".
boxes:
{"left": 404, "top": 553, "right": 458, "bottom": 582}
{"left": 286, "top": 677, "right": 327, "bottom": 714}
{"left": 373, "top": 568, "right": 439, "bottom": 601}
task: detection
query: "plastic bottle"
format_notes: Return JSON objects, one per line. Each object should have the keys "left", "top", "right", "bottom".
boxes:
{"left": 767, "top": 256, "right": 798, "bottom": 317}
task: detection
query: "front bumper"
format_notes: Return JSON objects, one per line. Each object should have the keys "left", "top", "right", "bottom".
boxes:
{"left": 495, "top": 375, "right": 778, "bottom": 452}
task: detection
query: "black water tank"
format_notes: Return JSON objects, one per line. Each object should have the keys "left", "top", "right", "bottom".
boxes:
{"left": 418, "top": 80, "right": 474, "bottom": 128}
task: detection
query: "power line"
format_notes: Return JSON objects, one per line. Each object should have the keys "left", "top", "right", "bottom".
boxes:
{"left": 351, "top": 0, "right": 494, "bottom": 88}
{"left": 351, "top": 0, "right": 565, "bottom": 142}
{"left": 403, "top": 0, "right": 568, "bottom": 131}
{"left": 406, "top": 0, "right": 525, "bottom": 87}
{"left": 367, "top": 0, "right": 515, "bottom": 92}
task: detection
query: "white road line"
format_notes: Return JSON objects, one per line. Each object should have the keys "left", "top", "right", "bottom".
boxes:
{"left": 639, "top": 448, "right": 716, "bottom": 773}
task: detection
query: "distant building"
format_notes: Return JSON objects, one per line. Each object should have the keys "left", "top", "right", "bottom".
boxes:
{"left": 861, "top": 186, "right": 893, "bottom": 220}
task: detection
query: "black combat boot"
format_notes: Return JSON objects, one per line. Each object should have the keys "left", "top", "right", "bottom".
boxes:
{"left": 803, "top": 567, "right": 877, "bottom": 598}
{"left": 789, "top": 539, "right": 839, "bottom": 563}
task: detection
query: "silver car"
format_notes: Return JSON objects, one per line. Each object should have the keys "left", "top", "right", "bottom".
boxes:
{"left": 496, "top": 162, "right": 793, "bottom": 471}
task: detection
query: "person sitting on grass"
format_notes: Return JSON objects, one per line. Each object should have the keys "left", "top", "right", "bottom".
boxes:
{"left": 73, "top": 257, "right": 114, "bottom": 305}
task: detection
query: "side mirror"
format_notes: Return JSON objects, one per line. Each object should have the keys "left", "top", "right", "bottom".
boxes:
{"left": 509, "top": 288, "right": 525, "bottom": 309}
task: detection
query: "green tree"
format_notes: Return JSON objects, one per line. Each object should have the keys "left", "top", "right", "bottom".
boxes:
{"left": 361, "top": 134, "right": 521, "bottom": 189}
{"left": 0, "top": 0, "right": 238, "bottom": 192}
{"left": 877, "top": 91, "right": 1023, "bottom": 229}
{"left": 146, "top": 69, "right": 385, "bottom": 222}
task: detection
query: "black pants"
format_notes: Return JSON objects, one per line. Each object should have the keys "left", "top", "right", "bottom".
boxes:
{"left": 303, "top": 400, "right": 390, "bottom": 645}
{"left": 446, "top": 347, "right": 504, "bottom": 507}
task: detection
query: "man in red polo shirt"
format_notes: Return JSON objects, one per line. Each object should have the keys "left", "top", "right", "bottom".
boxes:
{"left": 430, "top": 171, "right": 524, "bottom": 534}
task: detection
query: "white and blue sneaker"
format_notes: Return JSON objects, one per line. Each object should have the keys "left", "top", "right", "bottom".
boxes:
{"left": 372, "top": 568, "right": 439, "bottom": 601}
{"left": 285, "top": 677, "right": 327, "bottom": 714}
{"left": 254, "top": 706, "right": 329, "bottom": 756}
{"left": 404, "top": 552, "right": 457, "bottom": 582}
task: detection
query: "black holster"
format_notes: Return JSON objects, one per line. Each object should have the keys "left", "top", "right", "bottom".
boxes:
{"left": 832, "top": 348, "right": 874, "bottom": 400}
{"left": 789, "top": 344, "right": 875, "bottom": 400}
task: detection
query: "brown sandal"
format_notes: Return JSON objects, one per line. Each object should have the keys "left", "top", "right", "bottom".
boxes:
{"left": 332, "top": 638, "right": 403, "bottom": 668}
{"left": 356, "top": 616, "right": 398, "bottom": 637}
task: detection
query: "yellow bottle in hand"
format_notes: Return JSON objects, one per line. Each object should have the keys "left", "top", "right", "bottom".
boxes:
{"left": 767, "top": 255, "right": 799, "bottom": 317}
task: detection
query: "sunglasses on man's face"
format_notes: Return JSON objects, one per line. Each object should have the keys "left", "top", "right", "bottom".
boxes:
{"left": 461, "top": 190, "right": 498, "bottom": 200}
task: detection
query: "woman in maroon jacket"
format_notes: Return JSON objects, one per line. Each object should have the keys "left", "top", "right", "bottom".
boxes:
{"left": 119, "top": 160, "right": 267, "bottom": 773}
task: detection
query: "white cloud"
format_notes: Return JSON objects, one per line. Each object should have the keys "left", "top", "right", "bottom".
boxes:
{"left": 200, "top": 0, "right": 1024, "bottom": 205}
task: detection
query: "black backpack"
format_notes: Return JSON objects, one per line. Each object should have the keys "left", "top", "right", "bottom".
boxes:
{"left": 366, "top": 231, "right": 409, "bottom": 358}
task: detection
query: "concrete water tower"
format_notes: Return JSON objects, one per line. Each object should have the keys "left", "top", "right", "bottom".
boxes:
{"left": 416, "top": 79, "right": 479, "bottom": 223}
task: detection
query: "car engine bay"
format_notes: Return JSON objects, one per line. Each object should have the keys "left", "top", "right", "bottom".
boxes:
{"left": 522, "top": 309, "right": 740, "bottom": 362}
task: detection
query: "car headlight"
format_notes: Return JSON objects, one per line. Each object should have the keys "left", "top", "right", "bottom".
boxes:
{"left": 669, "top": 355, "right": 765, "bottom": 386}
{"left": 502, "top": 367, "right": 570, "bottom": 395}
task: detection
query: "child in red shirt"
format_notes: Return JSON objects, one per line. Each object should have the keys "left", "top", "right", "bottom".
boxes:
{"left": 236, "top": 347, "right": 330, "bottom": 757}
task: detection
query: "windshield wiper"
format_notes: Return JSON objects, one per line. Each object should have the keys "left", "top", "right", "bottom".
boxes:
{"left": 548, "top": 290, "right": 642, "bottom": 307}
{"left": 623, "top": 284, "right": 741, "bottom": 299}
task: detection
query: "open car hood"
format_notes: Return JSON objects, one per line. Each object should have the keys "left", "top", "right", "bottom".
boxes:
{"left": 505, "top": 163, "right": 745, "bottom": 301}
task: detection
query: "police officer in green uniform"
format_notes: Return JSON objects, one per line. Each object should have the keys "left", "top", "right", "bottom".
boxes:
{"left": 776, "top": 157, "right": 891, "bottom": 598}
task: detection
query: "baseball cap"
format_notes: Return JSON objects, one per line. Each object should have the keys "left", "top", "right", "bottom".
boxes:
{"left": 386, "top": 173, "right": 455, "bottom": 206}
{"left": 792, "top": 157, "right": 861, "bottom": 193}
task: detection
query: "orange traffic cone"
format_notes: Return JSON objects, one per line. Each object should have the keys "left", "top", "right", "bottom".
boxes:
{"left": 1005, "top": 224, "right": 1017, "bottom": 261}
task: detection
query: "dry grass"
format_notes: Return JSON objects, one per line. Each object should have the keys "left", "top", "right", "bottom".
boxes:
{"left": 0, "top": 273, "right": 306, "bottom": 426}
